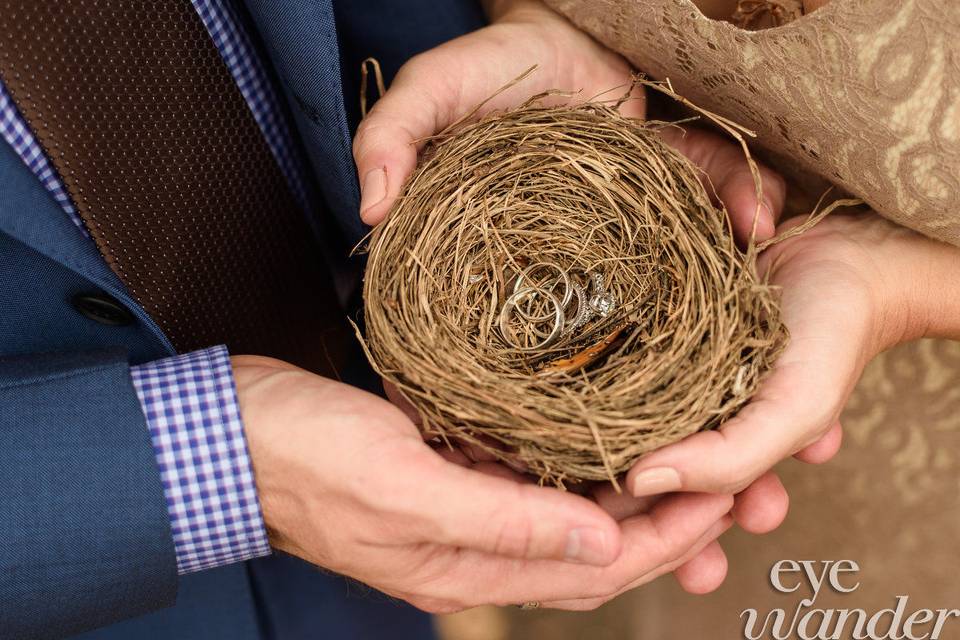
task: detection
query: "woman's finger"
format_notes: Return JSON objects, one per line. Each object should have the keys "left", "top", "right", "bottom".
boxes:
{"left": 673, "top": 539, "right": 729, "bottom": 595}
{"left": 624, "top": 361, "right": 843, "bottom": 498}
{"left": 353, "top": 15, "right": 646, "bottom": 226}
{"left": 794, "top": 420, "right": 843, "bottom": 464}
{"left": 732, "top": 471, "right": 790, "bottom": 535}
{"left": 626, "top": 261, "right": 869, "bottom": 498}
{"left": 660, "top": 126, "right": 786, "bottom": 245}
{"left": 591, "top": 482, "right": 660, "bottom": 520}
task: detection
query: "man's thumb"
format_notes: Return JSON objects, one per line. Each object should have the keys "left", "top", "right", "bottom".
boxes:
{"left": 353, "top": 66, "right": 445, "bottom": 225}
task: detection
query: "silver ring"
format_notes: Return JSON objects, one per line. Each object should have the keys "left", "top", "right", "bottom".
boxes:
{"left": 499, "top": 288, "right": 564, "bottom": 351}
{"left": 512, "top": 262, "right": 572, "bottom": 323}
{"left": 564, "top": 281, "right": 590, "bottom": 337}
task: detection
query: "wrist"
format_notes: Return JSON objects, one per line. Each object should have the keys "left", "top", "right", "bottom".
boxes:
{"left": 898, "top": 235, "right": 960, "bottom": 342}
{"left": 482, "top": 0, "right": 559, "bottom": 23}
{"left": 872, "top": 226, "right": 960, "bottom": 349}
{"left": 230, "top": 355, "right": 315, "bottom": 560}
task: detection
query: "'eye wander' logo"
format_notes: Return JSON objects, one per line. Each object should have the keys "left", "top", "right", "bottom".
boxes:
{"left": 740, "top": 560, "right": 959, "bottom": 640}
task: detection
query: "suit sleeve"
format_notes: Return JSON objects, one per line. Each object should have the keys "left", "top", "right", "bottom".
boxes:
{"left": 0, "top": 348, "right": 178, "bottom": 639}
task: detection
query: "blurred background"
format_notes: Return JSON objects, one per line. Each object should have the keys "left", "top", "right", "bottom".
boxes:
{"left": 436, "top": 338, "right": 960, "bottom": 639}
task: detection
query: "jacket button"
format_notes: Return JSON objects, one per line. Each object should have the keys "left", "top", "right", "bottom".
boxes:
{"left": 71, "top": 293, "right": 136, "bottom": 327}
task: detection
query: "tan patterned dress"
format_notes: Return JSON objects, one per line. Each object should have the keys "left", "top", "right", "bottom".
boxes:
{"left": 545, "top": 0, "right": 960, "bottom": 246}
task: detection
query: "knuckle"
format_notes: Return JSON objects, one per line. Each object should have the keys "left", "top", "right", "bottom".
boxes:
{"left": 562, "top": 597, "right": 608, "bottom": 612}
{"left": 600, "top": 575, "right": 626, "bottom": 598}
{"left": 409, "top": 596, "right": 465, "bottom": 615}
{"left": 489, "top": 501, "right": 534, "bottom": 558}
{"left": 717, "top": 458, "right": 755, "bottom": 494}
{"left": 397, "top": 51, "right": 431, "bottom": 79}
{"left": 352, "top": 122, "right": 380, "bottom": 158}
{"left": 584, "top": 566, "right": 629, "bottom": 599}
{"left": 717, "top": 478, "right": 747, "bottom": 496}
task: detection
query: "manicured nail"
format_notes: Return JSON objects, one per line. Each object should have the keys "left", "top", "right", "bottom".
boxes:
{"left": 360, "top": 168, "right": 387, "bottom": 217}
{"left": 631, "top": 467, "right": 682, "bottom": 497}
{"left": 566, "top": 527, "right": 610, "bottom": 565}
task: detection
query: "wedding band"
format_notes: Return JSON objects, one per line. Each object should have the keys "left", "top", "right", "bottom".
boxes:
{"left": 495, "top": 263, "right": 616, "bottom": 350}
{"left": 499, "top": 288, "right": 564, "bottom": 351}
{"left": 512, "top": 262, "right": 572, "bottom": 322}
{"left": 518, "top": 601, "right": 540, "bottom": 610}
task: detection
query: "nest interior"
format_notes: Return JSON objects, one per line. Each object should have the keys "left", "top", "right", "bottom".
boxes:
{"left": 361, "top": 94, "right": 786, "bottom": 486}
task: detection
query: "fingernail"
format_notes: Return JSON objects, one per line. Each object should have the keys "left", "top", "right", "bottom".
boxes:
{"left": 631, "top": 467, "right": 682, "bottom": 497}
{"left": 566, "top": 527, "right": 610, "bottom": 565}
{"left": 760, "top": 195, "right": 772, "bottom": 217}
{"left": 760, "top": 195, "right": 779, "bottom": 231}
{"left": 360, "top": 168, "right": 387, "bottom": 217}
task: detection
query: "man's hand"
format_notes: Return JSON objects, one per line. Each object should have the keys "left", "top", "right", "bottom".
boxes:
{"left": 235, "top": 355, "right": 736, "bottom": 612}
{"left": 627, "top": 212, "right": 960, "bottom": 499}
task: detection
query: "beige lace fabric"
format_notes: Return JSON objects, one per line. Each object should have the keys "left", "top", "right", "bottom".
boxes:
{"left": 544, "top": 0, "right": 960, "bottom": 246}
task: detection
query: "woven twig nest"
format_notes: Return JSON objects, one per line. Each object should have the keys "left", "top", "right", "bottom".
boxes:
{"left": 360, "top": 88, "right": 786, "bottom": 486}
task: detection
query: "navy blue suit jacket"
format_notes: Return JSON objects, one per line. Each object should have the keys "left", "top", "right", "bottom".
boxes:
{"left": 0, "top": 2, "right": 485, "bottom": 639}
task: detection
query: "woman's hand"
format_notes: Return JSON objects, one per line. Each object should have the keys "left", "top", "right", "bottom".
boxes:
{"left": 628, "top": 212, "right": 960, "bottom": 499}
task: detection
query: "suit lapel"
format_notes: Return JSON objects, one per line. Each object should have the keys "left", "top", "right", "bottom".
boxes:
{"left": 0, "top": 142, "right": 175, "bottom": 354}
{"left": 240, "top": 0, "right": 364, "bottom": 244}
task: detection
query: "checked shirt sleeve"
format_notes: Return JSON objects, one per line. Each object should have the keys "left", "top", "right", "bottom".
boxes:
{"left": 129, "top": 345, "right": 271, "bottom": 574}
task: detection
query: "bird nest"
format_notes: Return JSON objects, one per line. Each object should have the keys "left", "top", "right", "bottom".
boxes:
{"left": 359, "top": 85, "right": 787, "bottom": 487}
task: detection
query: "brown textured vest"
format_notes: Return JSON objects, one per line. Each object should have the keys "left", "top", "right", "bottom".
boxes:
{"left": 0, "top": 0, "right": 351, "bottom": 374}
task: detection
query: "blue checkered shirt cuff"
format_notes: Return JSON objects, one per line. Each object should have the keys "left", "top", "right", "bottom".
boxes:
{"left": 130, "top": 345, "right": 271, "bottom": 574}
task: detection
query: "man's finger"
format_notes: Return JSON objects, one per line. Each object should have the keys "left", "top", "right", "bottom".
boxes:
{"left": 425, "top": 492, "right": 734, "bottom": 608}
{"left": 538, "top": 512, "right": 733, "bottom": 610}
{"left": 402, "top": 453, "right": 623, "bottom": 566}
{"left": 660, "top": 126, "right": 786, "bottom": 244}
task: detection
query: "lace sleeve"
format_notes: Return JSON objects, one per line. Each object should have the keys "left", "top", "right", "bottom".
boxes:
{"left": 545, "top": 0, "right": 960, "bottom": 246}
